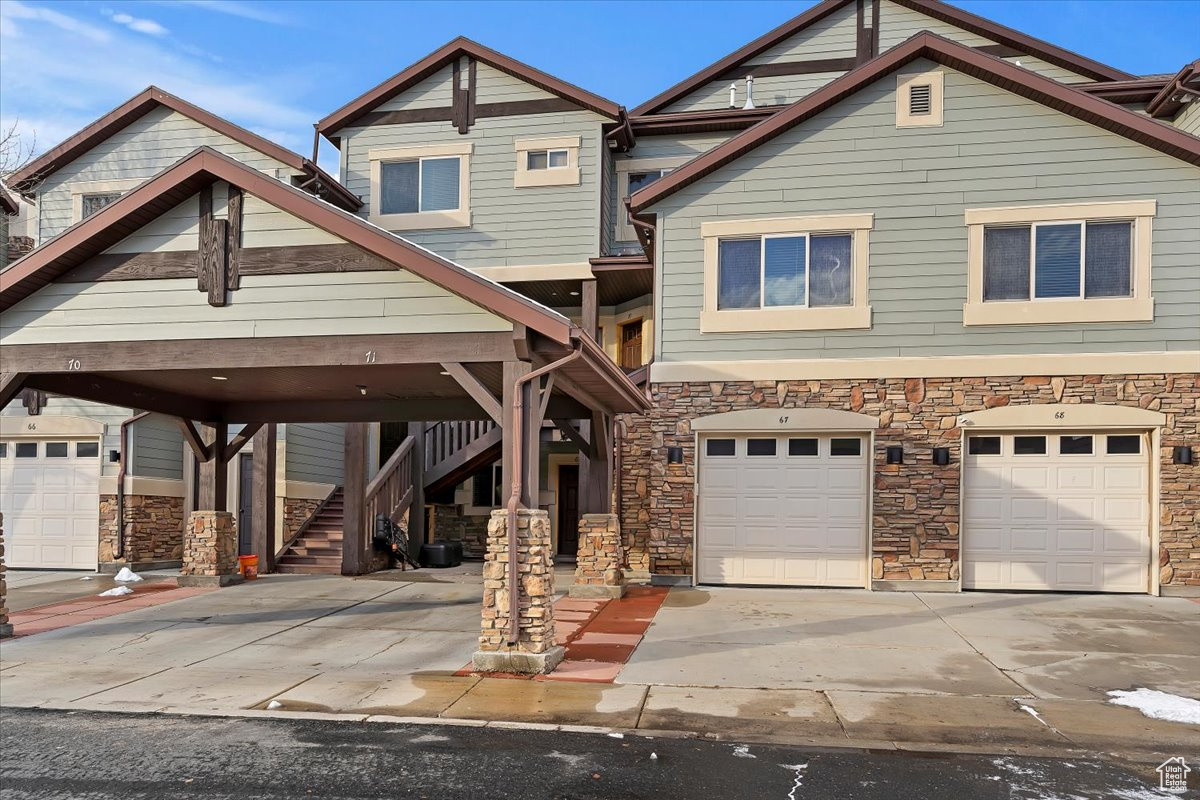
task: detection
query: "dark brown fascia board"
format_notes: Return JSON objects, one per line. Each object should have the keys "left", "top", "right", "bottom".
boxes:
{"left": 0, "top": 146, "right": 572, "bottom": 345}
{"left": 318, "top": 36, "right": 622, "bottom": 138}
{"left": 631, "top": 0, "right": 1132, "bottom": 117}
{"left": 1076, "top": 76, "right": 1172, "bottom": 106}
{"left": 1147, "top": 60, "right": 1200, "bottom": 118}
{"left": 6, "top": 86, "right": 361, "bottom": 211}
{"left": 570, "top": 328, "right": 652, "bottom": 413}
{"left": 588, "top": 254, "right": 652, "bottom": 271}
{"left": 627, "top": 106, "right": 781, "bottom": 137}
{"left": 631, "top": 33, "right": 1200, "bottom": 214}
{"left": 0, "top": 184, "right": 18, "bottom": 215}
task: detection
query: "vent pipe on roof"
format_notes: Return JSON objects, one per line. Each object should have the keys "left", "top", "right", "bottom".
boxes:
{"left": 728, "top": 82, "right": 738, "bottom": 108}
{"left": 743, "top": 75, "right": 756, "bottom": 110}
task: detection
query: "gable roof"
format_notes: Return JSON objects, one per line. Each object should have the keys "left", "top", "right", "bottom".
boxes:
{"left": 631, "top": 0, "right": 1132, "bottom": 116}
{"left": 0, "top": 146, "right": 571, "bottom": 345}
{"left": 6, "top": 87, "right": 361, "bottom": 212}
{"left": 631, "top": 33, "right": 1200, "bottom": 214}
{"left": 317, "top": 36, "right": 622, "bottom": 138}
{"left": 1147, "top": 60, "right": 1200, "bottom": 119}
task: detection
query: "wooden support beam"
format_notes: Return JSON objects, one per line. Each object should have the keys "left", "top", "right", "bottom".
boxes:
{"left": 203, "top": 218, "right": 228, "bottom": 307}
{"left": 251, "top": 423, "right": 277, "bottom": 572}
{"left": 408, "top": 422, "right": 426, "bottom": 551}
{"left": 537, "top": 373, "right": 554, "bottom": 424}
{"left": 176, "top": 418, "right": 212, "bottom": 462}
{"left": 552, "top": 418, "right": 590, "bottom": 454}
{"left": 221, "top": 422, "right": 262, "bottom": 463}
{"left": 0, "top": 372, "right": 29, "bottom": 409}
{"left": 198, "top": 423, "right": 228, "bottom": 512}
{"left": 226, "top": 186, "right": 243, "bottom": 290}
{"left": 522, "top": 380, "right": 540, "bottom": 509}
{"left": 222, "top": 397, "right": 519, "bottom": 424}
{"left": 440, "top": 362, "right": 503, "bottom": 424}
{"left": 197, "top": 185, "right": 212, "bottom": 293}
{"left": 26, "top": 372, "right": 220, "bottom": 422}
{"left": 581, "top": 279, "right": 598, "bottom": 339}
{"left": 342, "top": 422, "right": 368, "bottom": 575}
{"left": 582, "top": 410, "right": 612, "bottom": 514}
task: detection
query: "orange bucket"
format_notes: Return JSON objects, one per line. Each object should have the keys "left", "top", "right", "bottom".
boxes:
{"left": 238, "top": 554, "right": 259, "bottom": 580}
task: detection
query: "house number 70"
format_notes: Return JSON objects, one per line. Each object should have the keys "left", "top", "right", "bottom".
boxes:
{"left": 66, "top": 359, "right": 81, "bottom": 370}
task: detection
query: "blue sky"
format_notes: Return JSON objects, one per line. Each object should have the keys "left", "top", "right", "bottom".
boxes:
{"left": 2, "top": 0, "right": 1198, "bottom": 176}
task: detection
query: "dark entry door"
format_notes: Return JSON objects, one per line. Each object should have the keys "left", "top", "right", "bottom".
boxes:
{"left": 237, "top": 452, "right": 254, "bottom": 556}
{"left": 620, "top": 320, "right": 643, "bottom": 370}
{"left": 557, "top": 464, "right": 579, "bottom": 558}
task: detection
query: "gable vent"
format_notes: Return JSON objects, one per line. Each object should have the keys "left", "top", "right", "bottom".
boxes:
{"left": 909, "top": 84, "right": 933, "bottom": 116}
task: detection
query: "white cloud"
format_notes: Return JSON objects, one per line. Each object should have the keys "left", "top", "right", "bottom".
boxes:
{"left": 105, "top": 10, "right": 170, "bottom": 37}
{"left": 172, "top": 0, "right": 295, "bottom": 26}
{"left": 2, "top": 0, "right": 110, "bottom": 42}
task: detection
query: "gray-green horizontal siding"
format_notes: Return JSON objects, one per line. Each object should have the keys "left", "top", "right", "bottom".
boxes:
{"left": 651, "top": 60, "right": 1200, "bottom": 363}
{"left": 36, "top": 106, "right": 300, "bottom": 244}
{"left": 286, "top": 423, "right": 344, "bottom": 485}
{"left": 1175, "top": 101, "right": 1200, "bottom": 136}
{"left": 1, "top": 396, "right": 131, "bottom": 477}
{"left": 130, "top": 414, "right": 184, "bottom": 480}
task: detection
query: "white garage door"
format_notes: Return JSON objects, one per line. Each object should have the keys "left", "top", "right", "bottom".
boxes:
{"left": 697, "top": 434, "right": 869, "bottom": 587}
{"left": 963, "top": 431, "right": 1149, "bottom": 592}
{"left": 0, "top": 439, "right": 102, "bottom": 569}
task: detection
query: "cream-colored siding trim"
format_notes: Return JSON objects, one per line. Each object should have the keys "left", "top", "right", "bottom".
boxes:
{"left": 651, "top": 350, "right": 1200, "bottom": 382}
{"left": 368, "top": 142, "right": 473, "bottom": 230}
{"left": 513, "top": 135, "right": 581, "bottom": 188}
{"left": 615, "top": 156, "right": 694, "bottom": 241}
{"left": 598, "top": 302, "right": 653, "bottom": 366}
{"left": 98, "top": 476, "right": 187, "bottom": 497}
{"left": 963, "top": 200, "right": 1156, "bottom": 326}
{"left": 692, "top": 407, "right": 880, "bottom": 432}
{"left": 283, "top": 480, "right": 338, "bottom": 501}
{"left": 956, "top": 403, "right": 1165, "bottom": 431}
{"left": 70, "top": 178, "right": 143, "bottom": 223}
{"left": 0, "top": 415, "right": 105, "bottom": 437}
{"left": 472, "top": 262, "right": 594, "bottom": 282}
{"left": 896, "top": 70, "right": 944, "bottom": 127}
{"left": 546, "top": 452, "right": 579, "bottom": 553}
{"left": 700, "top": 213, "right": 873, "bottom": 333}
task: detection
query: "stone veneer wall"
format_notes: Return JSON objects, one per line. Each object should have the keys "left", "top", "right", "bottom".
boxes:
{"left": 429, "top": 504, "right": 490, "bottom": 558}
{"left": 283, "top": 497, "right": 324, "bottom": 541}
{"left": 478, "top": 509, "right": 557, "bottom": 653}
{"left": 620, "top": 374, "right": 1199, "bottom": 589}
{"left": 182, "top": 511, "right": 238, "bottom": 577}
{"left": 98, "top": 494, "right": 186, "bottom": 564}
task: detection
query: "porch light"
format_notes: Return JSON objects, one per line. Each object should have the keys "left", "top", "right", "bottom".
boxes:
{"left": 885, "top": 445, "right": 904, "bottom": 465}
{"left": 211, "top": 375, "right": 228, "bottom": 381}
{"left": 1175, "top": 446, "right": 1193, "bottom": 465}
{"left": 569, "top": 291, "right": 580, "bottom": 297}
{"left": 667, "top": 446, "right": 684, "bottom": 464}
{"left": 932, "top": 447, "right": 951, "bottom": 466}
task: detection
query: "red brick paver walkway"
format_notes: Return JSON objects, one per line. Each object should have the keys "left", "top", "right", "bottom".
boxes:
{"left": 6, "top": 580, "right": 215, "bottom": 637}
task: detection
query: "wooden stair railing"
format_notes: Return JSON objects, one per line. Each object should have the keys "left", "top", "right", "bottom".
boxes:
{"left": 364, "top": 435, "right": 416, "bottom": 542}
{"left": 422, "top": 420, "right": 502, "bottom": 496}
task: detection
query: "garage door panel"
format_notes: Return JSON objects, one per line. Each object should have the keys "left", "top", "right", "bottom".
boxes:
{"left": 742, "top": 467, "right": 784, "bottom": 491}
{"left": 1103, "top": 497, "right": 1145, "bottom": 523}
{"left": 781, "top": 558, "right": 821, "bottom": 582}
{"left": 965, "top": 496, "right": 1003, "bottom": 522}
{"left": 825, "top": 558, "right": 865, "bottom": 584}
{"left": 1009, "top": 527, "right": 1049, "bottom": 552}
{"left": 1010, "top": 466, "right": 1051, "bottom": 490}
{"left": 1053, "top": 561, "right": 1098, "bottom": 589}
{"left": 1011, "top": 496, "right": 1050, "bottom": 521}
{"left": 781, "top": 497, "right": 821, "bottom": 521}
{"left": 1057, "top": 496, "right": 1097, "bottom": 522}
{"left": 1103, "top": 465, "right": 1145, "bottom": 490}
{"left": 826, "top": 467, "right": 865, "bottom": 491}
{"left": 967, "top": 463, "right": 1005, "bottom": 489}
{"left": 828, "top": 497, "right": 867, "bottom": 524}
{"left": 1102, "top": 562, "right": 1146, "bottom": 591}
{"left": 1055, "top": 467, "right": 1096, "bottom": 490}
{"left": 782, "top": 466, "right": 822, "bottom": 490}
{"left": 1102, "top": 527, "right": 1144, "bottom": 554}
{"left": 1007, "top": 560, "right": 1050, "bottom": 588}
{"left": 704, "top": 465, "right": 739, "bottom": 490}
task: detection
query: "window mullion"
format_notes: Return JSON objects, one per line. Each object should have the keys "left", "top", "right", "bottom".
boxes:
{"left": 759, "top": 237, "right": 766, "bottom": 309}
{"left": 1078, "top": 221, "right": 1086, "bottom": 298}
{"left": 1029, "top": 224, "right": 1037, "bottom": 300}
{"left": 416, "top": 158, "right": 424, "bottom": 213}
{"left": 804, "top": 234, "right": 811, "bottom": 309}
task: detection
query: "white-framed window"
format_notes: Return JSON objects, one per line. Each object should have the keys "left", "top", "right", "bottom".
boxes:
{"left": 514, "top": 136, "right": 580, "bottom": 188}
{"left": 896, "top": 70, "right": 944, "bottom": 128}
{"left": 615, "top": 156, "right": 693, "bottom": 241}
{"left": 964, "top": 200, "right": 1155, "bottom": 325}
{"left": 368, "top": 142, "right": 472, "bottom": 230}
{"left": 700, "top": 213, "right": 874, "bottom": 332}
{"left": 70, "top": 178, "right": 142, "bottom": 223}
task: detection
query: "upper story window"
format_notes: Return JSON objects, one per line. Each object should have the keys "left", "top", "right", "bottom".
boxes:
{"left": 615, "top": 156, "right": 694, "bottom": 242}
{"left": 700, "top": 213, "right": 874, "bottom": 333}
{"left": 964, "top": 200, "right": 1155, "bottom": 326}
{"left": 81, "top": 193, "right": 122, "bottom": 219}
{"left": 70, "top": 178, "right": 142, "bottom": 223}
{"left": 514, "top": 136, "right": 580, "bottom": 188}
{"left": 368, "top": 142, "right": 473, "bottom": 231}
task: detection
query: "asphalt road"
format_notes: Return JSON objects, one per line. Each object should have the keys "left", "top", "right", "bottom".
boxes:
{"left": 0, "top": 708, "right": 1182, "bottom": 799}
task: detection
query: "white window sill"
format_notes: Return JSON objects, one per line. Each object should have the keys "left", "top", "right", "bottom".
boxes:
{"left": 700, "top": 305, "right": 872, "bottom": 333}
{"left": 369, "top": 209, "right": 471, "bottom": 231}
{"left": 963, "top": 296, "right": 1153, "bottom": 326}
{"left": 514, "top": 167, "right": 581, "bottom": 188}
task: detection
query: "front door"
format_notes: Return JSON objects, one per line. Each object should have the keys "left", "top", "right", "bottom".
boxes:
{"left": 237, "top": 452, "right": 253, "bottom": 556}
{"left": 557, "top": 464, "right": 579, "bottom": 558}
{"left": 620, "top": 320, "right": 643, "bottom": 371}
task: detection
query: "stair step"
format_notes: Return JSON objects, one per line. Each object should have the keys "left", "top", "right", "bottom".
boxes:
{"left": 275, "top": 563, "right": 341, "bottom": 575}
{"left": 299, "top": 531, "right": 343, "bottom": 541}
{"left": 286, "top": 546, "right": 342, "bottom": 558}
{"left": 278, "top": 554, "right": 342, "bottom": 566}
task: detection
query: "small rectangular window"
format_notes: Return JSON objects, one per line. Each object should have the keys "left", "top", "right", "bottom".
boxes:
{"left": 380, "top": 157, "right": 460, "bottom": 214}
{"left": 15, "top": 442, "right": 37, "bottom": 458}
{"left": 1106, "top": 435, "right": 1140, "bottom": 455}
{"left": 1059, "top": 435, "right": 1093, "bottom": 455}
{"left": 968, "top": 436, "right": 1001, "bottom": 455}
{"left": 1013, "top": 436, "right": 1046, "bottom": 455}
{"left": 81, "top": 192, "right": 122, "bottom": 219}
{"left": 76, "top": 442, "right": 99, "bottom": 458}
{"left": 747, "top": 438, "right": 777, "bottom": 457}
{"left": 788, "top": 438, "right": 818, "bottom": 456}
{"left": 0, "top": 443, "right": 7, "bottom": 458}
{"left": 627, "top": 169, "right": 668, "bottom": 195}
{"left": 527, "top": 149, "right": 569, "bottom": 170}
{"left": 830, "top": 438, "right": 861, "bottom": 456}
{"left": 706, "top": 439, "right": 736, "bottom": 457}
{"left": 45, "top": 442, "right": 69, "bottom": 458}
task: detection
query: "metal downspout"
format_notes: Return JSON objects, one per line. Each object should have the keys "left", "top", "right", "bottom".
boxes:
{"left": 115, "top": 412, "right": 151, "bottom": 561}
{"left": 506, "top": 344, "right": 583, "bottom": 645}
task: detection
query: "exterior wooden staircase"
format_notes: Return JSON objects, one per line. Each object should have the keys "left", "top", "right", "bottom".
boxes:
{"left": 422, "top": 420, "right": 501, "bottom": 496}
{"left": 276, "top": 489, "right": 345, "bottom": 574}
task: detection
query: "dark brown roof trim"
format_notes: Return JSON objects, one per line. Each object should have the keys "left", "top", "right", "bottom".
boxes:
{"left": 627, "top": 106, "right": 780, "bottom": 137}
{"left": 1147, "top": 60, "right": 1200, "bottom": 119}
{"left": 0, "top": 146, "right": 571, "bottom": 345}
{"left": 318, "top": 36, "right": 622, "bottom": 137}
{"left": 6, "top": 87, "right": 360, "bottom": 211}
{"left": 631, "top": 33, "right": 1200, "bottom": 214}
{"left": 1076, "top": 76, "right": 1172, "bottom": 106}
{"left": 588, "top": 254, "right": 652, "bottom": 272}
{"left": 631, "top": 0, "right": 1131, "bottom": 117}
{"left": 0, "top": 185, "right": 18, "bottom": 216}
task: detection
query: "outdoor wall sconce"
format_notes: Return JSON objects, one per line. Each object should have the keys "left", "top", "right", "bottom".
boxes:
{"left": 1175, "top": 446, "right": 1193, "bottom": 465}
{"left": 932, "top": 447, "right": 951, "bottom": 466}
{"left": 885, "top": 446, "right": 904, "bottom": 465}
{"left": 108, "top": 450, "right": 121, "bottom": 463}
{"left": 667, "top": 446, "right": 684, "bottom": 464}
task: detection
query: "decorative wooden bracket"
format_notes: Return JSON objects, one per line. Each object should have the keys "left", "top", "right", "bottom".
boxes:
{"left": 440, "top": 362, "right": 503, "bottom": 424}
{"left": 221, "top": 422, "right": 262, "bottom": 463}
{"left": 176, "top": 418, "right": 213, "bottom": 462}
{"left": 197, "top": 183, "right": 244, "bottom": 307}
{"left": 552, "top": 418, "right": 590, "bottom": 454}
{"left": 0, "top": 372, "right": 29, "bottom": 409}
{"left": 451, "top": 56, "right": 477, "bottom": 134}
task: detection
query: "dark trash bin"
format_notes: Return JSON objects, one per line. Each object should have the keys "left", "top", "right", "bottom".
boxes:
{"left": 420, "top": 540, "right": 463, "bottom": 568}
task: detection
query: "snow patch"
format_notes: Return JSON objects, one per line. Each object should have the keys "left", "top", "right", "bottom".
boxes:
{"left": 409, "top": 734, "right": 449, "bottom": 744}
{"left": 113, "top": 567, "right": 144, "bottom": 583}
{"left": 266, "top": 700, "right": 283, "bottom": 710}
{"left": 1107, "top": 688, "right": 1200, "bottom": 725}
{"left": 98, "top": 586, "right": 134, "bottom": 597}
{"left": 731, "top": 744, "right": 756, "bottom": 759}
{"left": 547, "top": 751, "right": 587, "bottom": 767}
{"left": 605, "top": 732, "right": 624, "bottom": 739}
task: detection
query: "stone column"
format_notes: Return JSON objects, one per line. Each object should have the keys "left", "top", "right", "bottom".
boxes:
{"left": 0, "top": 512, "right": 11, "bottom": 638}
{"left": 473, "top": 508, "right": 564, "bottom": 674}
{"left": 571, "top": 513, "right": 627, "bottom": 598}
{"left": 178, "top": 510, "right": 240, "bottom": 587}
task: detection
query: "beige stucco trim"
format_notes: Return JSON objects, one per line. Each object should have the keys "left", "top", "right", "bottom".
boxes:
{"left": 473, "top": 262, "right": 594, "bottom": 282}
{"left": 692, "top": 407, "right": 880, "bottom": 432}
{"left": 896, "top": 70, "right": 944, "bottom": 127}
{"left": 0, "top": 415, "right": 105, "bottom": 438}
{"left": 368, "top": 142, "right": 473, "bottom": 230}
{"left": 70, "top": 178, "right": 143, "bottom": 223}
{"left": 957, "top": 403, "right": 1166, "bottom": 431}
{"left": 964, "top": 200, "right": 1155, "bottom": 326}
{"left": 513, "top": 135, "right": 581, "bottom": 189}
{"left": 99, "top": 476, "right": 186, "bottom": 497}
{"left": 700, "top": 213, "right": 873, "bottom": 333}
{"left": 283, "top": 480, "right": 338, "bottom": 501}
{"left": 615, "top": 156, "right": 695, "bottom": 241}
{"left": 651, "top": 350, "right": 1200, "bottom": 382}
{"left": 598, "top": 302, "right": 653, "bottom": 364}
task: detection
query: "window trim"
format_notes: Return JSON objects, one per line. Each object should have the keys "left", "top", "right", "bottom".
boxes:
{"left": 514, "top": 135, "right": 580, "bottom": 188}
{"left": 964, "top": 200, "right": 1155, "bottom": 325}
{"left": 896, "top": 70, "right": 944, "bottom": 128}
{"left": 368, "top": 142, "right": 472, "bottom": 230}
{"left": 700, "top": 213, "right": 873, "bottom": 332}
{"left": 615, "top": 156, "right": 693, "bottom": 242}
{"left": 70, "top": 178, "right": 142, "bottom": 223}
